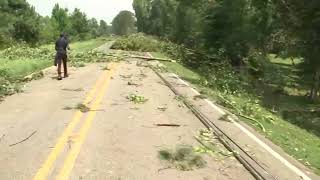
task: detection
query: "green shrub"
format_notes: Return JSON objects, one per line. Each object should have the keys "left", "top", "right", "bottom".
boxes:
{"left": 111, "top": 33, "right": 161, "bottom": 52}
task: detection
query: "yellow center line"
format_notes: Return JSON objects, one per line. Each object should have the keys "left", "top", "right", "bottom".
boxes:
{"left": 56, "top": 63, "right": 118, "bottom": 180}
{"left": 33, "top": 64, "right": 113, "bottom": 180}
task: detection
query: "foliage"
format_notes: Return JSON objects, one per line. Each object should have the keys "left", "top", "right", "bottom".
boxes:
{"left": 0, "top": 43, "right": 52, "bottom": 60}
{"left": 271, "top": 0, "right": 320, "bottom": 100}
{"left": 0, "top": 0, "right": 41, "bottom": 47}
{"left": 0, "top": 38, "right": 110, "bottom": 98}
{"left": 159, "top": 54, "right": 320, "bottom": 174}
{"left": 97, "top": 20, "right": 110, "bottom": 37}
{"left": 111, "top": 33, "right": 160, "bottom": 52}
{"left": 132, "top": 0, "right": 320, "bottom": 100}
{"left": 111, "top": 11, "right": 136, "bottom": 36}
{"left": 158, "top": 145, "right": 206, "bottom": 171}
{"left": 51, "top": 4, "right": 70, "bottom": 33}
{"left": 194, "top": 129, "right": 233, "bottom": 157}
{"left": 0, "top": 1, "right": 111, "bottom": 48}
{"left": 70, "top": 8, "right": 90, "bottom": 40}
{"left": 126, "top": 93, "right": 148, "bottom": 104}
{"left": 68, "top": 50, "right": 111, "bottom": 65}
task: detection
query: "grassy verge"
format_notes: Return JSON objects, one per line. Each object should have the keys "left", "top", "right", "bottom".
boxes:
{"left": 41, "top": 37, "right": 109, "bottom": 53}
{"left": 151, "top": 52, "right": 320, "bottom": 175}
{"left": 0, "top": 38, "right": 110, "bottom": 98}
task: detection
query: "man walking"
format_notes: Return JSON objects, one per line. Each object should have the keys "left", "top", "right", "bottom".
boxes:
{"left": 55, "top": 33, "right": 70, "bottom": 80}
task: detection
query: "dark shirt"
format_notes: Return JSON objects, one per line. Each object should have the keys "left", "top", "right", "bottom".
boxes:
{"left": 55, "top": 37, "right": 69, "bottom": 54}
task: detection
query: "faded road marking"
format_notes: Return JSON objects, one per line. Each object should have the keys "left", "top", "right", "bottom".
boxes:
{"left": 33, "top": 64, "right": 115, "bottom": 180}
{"left": 56, "top": 63, "right": 118, "bottom": 180}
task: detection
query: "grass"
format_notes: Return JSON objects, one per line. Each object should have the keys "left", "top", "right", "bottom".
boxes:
{"left": 151, "top": 52, "right": 320, "bottom": 175}
{"left": 0, "top": 58, "right": 50, "bottom": 80}
{"left": 41, "top": 37, "right": 108, "bottom": 53}
{"left": 0, "top": 38, "right": 110, "bottom": 98}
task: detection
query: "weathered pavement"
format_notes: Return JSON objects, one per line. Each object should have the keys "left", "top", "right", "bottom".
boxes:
{"left": 0, "top": 57, "right": 253, "bottom": 178}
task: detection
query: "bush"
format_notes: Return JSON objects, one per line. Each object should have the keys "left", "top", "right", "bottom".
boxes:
{"left": 111, "top": 33, "right": 161, "bottom": 52}
{"left": 0, "top": 43, "right": 53, "bottom": 60}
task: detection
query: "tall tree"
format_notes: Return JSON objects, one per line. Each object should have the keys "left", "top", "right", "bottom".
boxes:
{"left": 112, "top": 10, "right": 136, "bottom": 36}
{"left": 70, "top": 8, "right": 90, "bottom": 39}
{"left": 203, "top": 0, "right": 250, "bottom": 66}
{"left": 12, "top": 5, "right": 40, "bottom": 45}
{"left": 98, "top": 20, "right": 109, "bottom": 36}
{"left": 133, "top": 0, "right": 151, "bottom": 33}
{"left": 51, "top": 4, "right": 70, "bottom": 33}
{"left": 148, "top": 0, "right": 176, "bottom": 37}
{"left": 272, "top": 0, "right": 320, "bottom": 100}
{"left": 0, "top": 0, "right": 41, "bottom": 46}
{"left": 88, "top": 18, "right": 99, "bottom": 38}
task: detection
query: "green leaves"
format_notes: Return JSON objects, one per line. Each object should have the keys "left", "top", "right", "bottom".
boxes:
{"left": 158, "top": 145, "right": 207, "bottom": 171}
{"left": 127, "top": 94, "right": 149, "bottom": 104}
{"left": 0, "top": 43, "right": 52, "bottom": 60}
{"left": 111, "top": 10, "right": 136, "bottom": 36}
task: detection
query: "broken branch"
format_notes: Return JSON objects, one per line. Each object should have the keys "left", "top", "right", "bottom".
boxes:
{"left": 155, "top": 123, "right": 181, "bottom": 127}
{"left": 9, "top": 131, "right": 37, "bottom": 147}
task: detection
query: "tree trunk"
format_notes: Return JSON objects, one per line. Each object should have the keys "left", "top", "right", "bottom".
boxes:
{"left": 310, "top": 70, "right": 320, "bottom": 100}
{"left": 290, "top": 57, "right": 295, "bottom": 66}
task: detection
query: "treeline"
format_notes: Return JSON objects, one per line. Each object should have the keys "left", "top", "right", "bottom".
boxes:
{"left": 0, "top": 0, "right": 110, "bottom": 48}
{"left": 133, "top": 0, "right": 320, "bottom": 100}
{"left": 111, "top": 10, "right": 136, "bottom": 36}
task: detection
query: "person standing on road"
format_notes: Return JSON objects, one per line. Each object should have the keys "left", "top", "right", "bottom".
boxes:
{"left": 55, "top": 33, "right": 70, "bottom": 80}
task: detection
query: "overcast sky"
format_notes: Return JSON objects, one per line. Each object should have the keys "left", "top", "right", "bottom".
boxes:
{"left": 26, "top": 0, "right": 134, "bottom": 24}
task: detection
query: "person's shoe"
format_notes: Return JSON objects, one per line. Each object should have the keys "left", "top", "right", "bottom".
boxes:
{"left": 64, "top": 74, "right": 69, "bottom": 78}
{"left": 57, "top": 76, "right": 63, "bottom": 80}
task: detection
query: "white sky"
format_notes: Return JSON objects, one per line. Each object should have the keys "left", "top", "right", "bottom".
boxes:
{"left": 26, "top": 0, "right": 134, "bottom": 24}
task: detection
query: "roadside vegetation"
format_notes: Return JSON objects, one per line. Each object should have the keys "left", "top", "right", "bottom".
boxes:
{"left": 0, "top": 38, "right": 110, "bottom": 100}
{"left": 0, "top": 0, "right": 114, "bottom": 99}
{"left": 111, "top": 34, "right": 320, "bottom": 174}
{"left": 125, "top": 0, "right": 320, "bottom": 174}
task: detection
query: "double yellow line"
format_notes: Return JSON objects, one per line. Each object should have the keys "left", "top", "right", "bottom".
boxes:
{"left": 34, "top": 63, "right": 118, "bottom": 180}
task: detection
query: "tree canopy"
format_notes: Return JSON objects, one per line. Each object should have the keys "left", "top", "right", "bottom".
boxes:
{"left": 133, "top": 0, "right": 320, "bottom": 100}
{"left": 0, "top": 0, "right": 111, "bottom": 47}
{"left": 111, "top": 10, "right": 136, "bottom": 36}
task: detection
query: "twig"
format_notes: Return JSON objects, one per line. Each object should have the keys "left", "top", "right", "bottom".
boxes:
{"left": 130, "top": 55, "right": 176, "bottom": 62}
{"left": 237, "top": 114, "right": 266, "bottom": 133}
{"left": 217, "top": 94, "right": 266, "bottom": 132}
{"left": 9, "top": 131, "right": 37, "bottom": 147}
{"left": 61, "top": 88, "right": 84, "bottom": 92}
{"left": 155, "top": 124, "right": 182, "bottom": 127}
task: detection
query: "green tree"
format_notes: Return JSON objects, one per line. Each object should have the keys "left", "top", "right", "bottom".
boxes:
{"left": 271, "top": 0, "right": 320, "bottom": 100}
{"left": 203, "top": 0, "right": 250, "bottom": 66}
{"left": 51, "top": 4, "right": 70, "bottom": 33}
{"left": 133, "top": 0, "right": 151, "bottom": 33}
{"left": 174, "top": 0, "right": 205, "bottom": 47}
{"left": 148, "top": 0, "right": 176, "bottom": 37}
{"left": 112, "top": 10, "right": 136, "bottom": 36}
{"left": 39, "top": 16, "right": 59, "bottom": 43}
{"left": 98, "top": 20, "right": 110, "bottom": 36}
{"left": 0, "top": 0, "right": 41, "bottom": 46}
{"left": 88, "top": 18, "right": 99, "bottom": 38}
{"left": 11, "top": 6, "right": 41, "bottom": 45}
{"left": 70, "top": 8, "right": 90, "bottom": 40}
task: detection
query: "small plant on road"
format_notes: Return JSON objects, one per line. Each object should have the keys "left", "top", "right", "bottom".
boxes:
{"left": 158, "top": 145, "right": 206, "bottom": 171}
{"left": 127, "top": 94, "right": 148, "bottom": 104}
{"left": 63, "top": 103, "right": 91, "bottom": 113}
